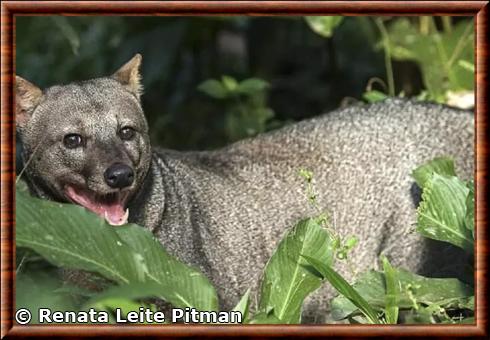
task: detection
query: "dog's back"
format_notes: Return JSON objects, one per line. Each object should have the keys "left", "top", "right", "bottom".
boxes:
{"left": 133, "top": 99, "right": 473, "bottom": 320}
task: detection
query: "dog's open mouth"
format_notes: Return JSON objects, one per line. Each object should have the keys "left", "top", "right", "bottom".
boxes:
{"left": 65, "top": 185, "right": 130, "bottom": 226}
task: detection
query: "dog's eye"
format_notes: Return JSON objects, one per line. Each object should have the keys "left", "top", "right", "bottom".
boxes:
{"left": 119, "top": 127, "right": 135, "bottom": 141}
{"left": 63, "top": 134, "right": 83, "bottom": 149}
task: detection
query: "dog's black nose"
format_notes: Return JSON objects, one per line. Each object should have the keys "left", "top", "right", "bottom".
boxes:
{"left": 104, "top": 163, "right": 134, "bottom": 189}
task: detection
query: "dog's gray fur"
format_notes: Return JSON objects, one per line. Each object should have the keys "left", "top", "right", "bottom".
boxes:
{"left": 16, "top": 55, "right": 474, "bottom": 322}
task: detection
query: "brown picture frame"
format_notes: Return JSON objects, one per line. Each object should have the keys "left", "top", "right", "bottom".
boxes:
{"left": 1, "top": 1, "right": 488, "bottom": 338}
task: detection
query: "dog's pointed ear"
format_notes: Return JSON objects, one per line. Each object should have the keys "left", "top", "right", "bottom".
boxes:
{"left": 15, "top": 75, "right": 43, "bottom": 130}
{"left": 112, "top": 54, "right": 143, "bottom": 99}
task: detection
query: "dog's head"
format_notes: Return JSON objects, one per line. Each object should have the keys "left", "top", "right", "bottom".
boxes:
{"left": 16, "top": 54, "right": 152, "bottom": 225}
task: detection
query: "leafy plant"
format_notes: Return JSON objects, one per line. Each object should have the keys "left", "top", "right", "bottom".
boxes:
{"left": 15, "top": 156, "right": 475, "bottom": 324}
{"left": 253, "top": 217, "right": 334, "bottom": 323}
{"left": 386, "top": 17, "right": 474, "bottom": 103}
{"left": 198, "top": 75, "right": 275, "bottom": 141}
{"left": 330, "top": 268, "right": 473, "bottom": 323}
{"left": 413, "top": 157, "right": 474, "bottom": 252}
{"left": 323, "top": 157, "right": 474, "bottom": 324}
{"left": 16, "top": 180, "right": 219, "bottom": 318}
{"left": 303, "top": 255, "right": 382, "bottom": 324}
{"left": 304, "top": 17, "right": 474, "bottom": 106}
{"left": 304, "top": 16, "right": 344, "bottom": 38}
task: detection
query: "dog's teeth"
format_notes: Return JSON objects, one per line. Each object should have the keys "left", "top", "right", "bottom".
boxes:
{"left": 122, "top": 208, "right": 129, "bottom": 225}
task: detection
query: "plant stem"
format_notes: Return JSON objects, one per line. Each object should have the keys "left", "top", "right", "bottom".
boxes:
{"left": 374, "top": 18, "right": 395, "bottom": 96}
{"left": 419, "top": 16, "right": 430, "bottom": 35}
{"left": 447, "top": 20, "right": 474, "bottom": 69}
{"left": 442, "top": 17, "right": 452, "bottom": 34}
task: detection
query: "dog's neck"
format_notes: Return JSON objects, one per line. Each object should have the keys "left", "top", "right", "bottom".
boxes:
{"left": 127, "top": 152, "right": 167, "bottom": 232}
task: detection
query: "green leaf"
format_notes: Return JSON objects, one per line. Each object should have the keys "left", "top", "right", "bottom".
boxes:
{"left": 331, "top": 269, "right": 473, "bottom": 322}
{"left": 382, "top": 256, "right": 399, "bottom": 324}
{"left": 457, "top": 60, "right": 475, "bottom": 73}
{"left": 85, "top": 282, "right": 166, "bottom": 324}
{"left": 303, "top": 255, "right": 381, "bottom": 324}
{"left": 412, "top": 156, "right": 457, "bottom": 188}
{"left": 197, "top": 79, "right": 228, "bottom": 99}
{"left": 257, "top": 218, "right": 334, "bottom": 323}
{"left": 417, "top": 173, "right": 473, "bottom": 251}
{"left": 92, "top": 297, "right": 155, "bottom": 324}
{"left": 85, "top": 282, "right": 172, "bottom": 308}
{"left": 16, "top": 270, "right": 78, "bottom": 324}
{"left": 237, "top": 78, "right": 269, "bottom": 95}
{"left": 305, "top": 16, "right": 344, "bottom": 38}
{"left": 248, "top": 310, "right": 282, "bottom": 324}
{"left": 231, "top": 289, "right": 251, "bottom": 323}
{"left": 221, "top": 75, "right": 238, "bottom": 92}
{"left": 16, "top": 182, "right": 219, "bottom": 311}
{"left": 362, "top": 90, "right": 388, "bottom": 103}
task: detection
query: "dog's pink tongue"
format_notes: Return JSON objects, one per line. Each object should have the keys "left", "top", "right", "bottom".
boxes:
{"left": 65, "top": 186, "right": 129, "bottom": 226}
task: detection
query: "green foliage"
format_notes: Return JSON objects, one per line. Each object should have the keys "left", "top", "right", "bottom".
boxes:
{"left": 16, "top": 155, "right": 474, "bottom": 325}
{"left": 330, "top": 269, "right": 473, "bottom": 323}
{"left": 382, "top": 256, "right": 399, "bottom": 324}
{"left": 16, "top": 181, "right": 219, "bottom": 316}
{"left": 83, "top": 283, "right": 164, "bottom": 324}
{"left": 231, "top": 289, "right": 251, "bottom": 323}
{"left": 385, "top": 17, "right": 474, "bottom": 103}
{"left": 305, "top": 16, "right": 344, "bottom": 38}
{"left": 198, "top": 75, "right": 274, "bottom": 141}
{"left": 312, "top": 17, "right": 476, "bottom": 105}
{"left": 303, "top": 255, "right": 382, "bottom": 324}
{"left": 256, "top": 218, "right": 334, "bottom": 323}
{"left": 413, "top": 158, "right": 474, "bottom": 252}
{"left": 326, "top": 157, "right": 474, "bottom": 324}
{"left": 16, "top": 270, "right": 79, "bottom": 324}
{"left": 412, "top": 156, "right": 457, "bottom": 188}
{"left": 362, "top": 90, "right": 388, "bottom": 103}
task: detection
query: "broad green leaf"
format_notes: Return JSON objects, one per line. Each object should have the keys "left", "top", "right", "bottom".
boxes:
{"left": 257, "top": 218, "right": 334, "bottom": 323}
{"left": 17, "top": 187, "right": 143, "bottom": 284}
{"left": 305, "top": 16, "right": 344, "bottom": 38}
{"left": 231, "top": 289, "right": 251, "bottom": 323}
{"left": 91, "top": 297, "right": 156, "bottom": 324}
{"left": 197, "top": 79, "right": 228, "bottom": 99}
{"left": 382, "top": 256, "right": 399, "bottom": 324}
{"left": 85, "top": 282, "right": 174, "bottom": 307}
{"left": 362, "top": 90, "right": 388, "bottom": 103}
{"left": 331, "top": 269, "right": 473, "bottom": 322}
{"left": 417, "top": 173, "right": 473, "bottom": 251}
{"left": 114, "top": 226, "right": 219, "bottom": 310}
{"left": 303, "top": 255, "right": 381, "bottom": 324}
{"left": 85, "top": 283, "right": 163, "bottom": 324}
{"left": 16, "top": 182, "right": 218, "bottom": 311}
{"left": 237, "top": 78, "right": 269, "bottom": 95}
{"left": 16, "top": 270, "right": 78, "bottom": 324}
{"left": 412, "top": 156, "right": 456, "bottom": 188}
{"left": 221, "top": 75, "right": 238, "bottom": 92}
